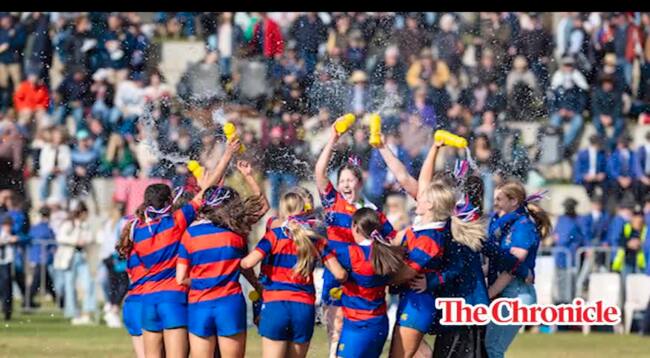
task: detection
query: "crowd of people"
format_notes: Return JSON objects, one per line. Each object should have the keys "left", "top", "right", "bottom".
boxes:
{"left": 1, "top": 10, "right": 650, "bottom": 357}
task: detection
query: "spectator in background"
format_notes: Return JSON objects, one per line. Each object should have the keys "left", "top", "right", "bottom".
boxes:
{"left": 52, "top": 66, "right": 92, "bottom": 131}
{"left": 0, "top": 13, "right": 26, "bottom": 112}
{"left": 97, "top": 202, "right": 128, "bottom": 328}
{"left": 574, "top": 134, "right": 608, "bottom": 200}
{"left": 0, "top": 121, "right": 24, "bottom": 195}
{"left": 68, "top": 130, "right": 99, "bottom": 206}
{"left": 592, "top": 75, "right": 625, "bottom": 151}
{"left": 249, "top": 12, "right": 284, "bottom": 74}
{"left": 89, "top": 69, "right": 119, "bottom": 130}
{"left": 506, "top": 55, "right": 542, "bottom": 121}
{"left": 579, "top": 194, "right": 611, "bottom": 250}
{"left": 371, "top": 45, "right": 407, "bottom": 88}
{"left": 289, "top": 12, "right": 327, "bottom": 78}
{"left": 344, "top": 29, "right": 367, "bottom": 73}
{"left": 473, "top": 132, "right": 499, "bottom": 212}
{"left": 637, "top": 131, "right": 650, "bottom": 199}
{"left": 26, "top": 206, "right": 57, "bottom": 309}
{"left": 549, "top": 56, "right": 589, "bottom": 155}
{"left": 0, "top": 216, "right": 16, "bottom": 321}
{"left": 347, "top": 70, "right": 372, "bottom": 116}
{"left": 38, "top": 126, "right": 71, "bottom": 202}
{"left": 327, "top": 14, "right": 351, "bottom": 56}
{"left": 206, "top": 12, "right": 244, "bottom": 83}
{"left": 22, "top": 12, "right": 53, "bottom": 86}
{"left": 513, "top": 13, "right": 552, "bottom": 89}
{"left": 4, "top": 192, "right": 29, "bottom": 302}
{"left": 611, "top": 207, "right": 647, "bottom": 278}
{"left": 406, "top": 48, "right": 450, "bottom": 92}
{"left": 553, "top": 198, "right": 585, "bottom": 304}
{"left": 607, "top": 134, "right": 639, "bottom": 204}
{"left": 54, "top": 201, "right": 96, "bottom": 325}
{"left": 263, "top": 125, "right": 299, "bottom": 214}
{"left": 176, "top": 50, "right": 225, "bottom": 108}
{"left": 114, "top": 70, "right": 145, "bottom": 135}
{"left": 434, "top": 13, "right": 462, "bottom": 74}
{"left": 143, "top": 69, "right": 172, "bottom": 115}
{"left": 607, "top": 199, "right": 635, "bottom": 255}
{"left": 393, "top": 13, "right": 426, "bottom": 65}
{"left": 13, "top": 71, "right": 49, "bottom": 127}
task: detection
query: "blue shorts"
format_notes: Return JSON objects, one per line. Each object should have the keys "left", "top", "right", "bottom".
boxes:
{"left": 397, "top": 291, "right": 437, "bottom": 333}
{"left": 259, "top": 301, "right": 315, "bottom": 344}
{"left": 337, "top": 316, "right": 389, "bottom": 358}
{"left": 122, "top": 299, "right": 143, "bottom": 336}
{"left": 142, "top": 301, "right": 188, "bottom": 332}
{"left": 188, "top": 294, "right": 247, "bottom": 338}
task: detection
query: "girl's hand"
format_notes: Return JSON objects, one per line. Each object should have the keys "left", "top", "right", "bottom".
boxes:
{"left": 236, "top": 160, "right": 253, "bottom": 177}
{"left": 330, "top": 123, "right": 341, "bottom": 142}
{"left": 408, "top": 274, "right": 428, "bottom": 293}
{"left": 434, "top": 140, "right": 445, "bottom": 148}
{"left": 225, "top": 138, "right": 241, "bottom": 156}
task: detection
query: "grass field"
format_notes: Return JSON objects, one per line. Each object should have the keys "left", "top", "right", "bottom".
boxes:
{"left": 1, "top": 307, "right": 648, "bottom": 358}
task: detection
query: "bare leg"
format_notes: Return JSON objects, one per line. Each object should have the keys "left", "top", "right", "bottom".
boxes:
{"left": 324, "top": 305, "right": 343, "bottom": 358}
{"left": 143, "top": 330, "right": 164, "bottom": 358}
{"left": 189, "top": 333, "right": 217, "bottom": 358}
{"left": 287, "top": 342, "right": 310, "bottom": 358}
{"left": 131, "top": 336, "right": 146, "bottom": 358}
{"left": 389, "top": 325, "right": 424, "bottom": 358}
{"left": 163, "top": 328, "right": 189, "bottom": 358}
{"left": 217, "top": 332, "right": 247, "bottom": 358}
{"left": 262, "top": 337, "right": 288, "bottom": 358}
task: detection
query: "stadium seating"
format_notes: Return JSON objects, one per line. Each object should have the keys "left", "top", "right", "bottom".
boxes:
{"left": 583, "top": 273, "right": 622, "bottom": 334}
{"left": 624, "top": 274, "right": 650, "bottom": 333}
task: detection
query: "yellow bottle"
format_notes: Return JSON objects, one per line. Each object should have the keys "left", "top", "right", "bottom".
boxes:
{"left": 187, "top": 160, "right": 204, "bottom": 180}
{"left": 223, "top": 122, "right": 246, "bottom": 153}
{"left": 334, "top": 113, "right": 356, "bottom": 134}
{"left": 368, "top": 113, "right": 382, "bottom": 147}
{"left": 433, "top": 130, "right": 468, "bottom": 149}
{"left": 329, "top": 287, "right": 343, "bottom": 300}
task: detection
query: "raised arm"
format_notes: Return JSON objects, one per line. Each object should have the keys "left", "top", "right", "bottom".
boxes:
{"left": 237, "top": 160, "right": 270, "bottom": 220}
{"left": 195, "top": 138, "right": 241, "bottom": 200}
{"left": 418, "top": 140, "right": 445, "bottom": 195}
{"left": 315, "top": 123, "right": 341, "bottom": 194}
{"left": 376, "top": 138, "right": 418, "bottom": 199}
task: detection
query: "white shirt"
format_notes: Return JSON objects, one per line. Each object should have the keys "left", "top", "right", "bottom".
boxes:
{"left": 412, "top": 220, "right": 447, "bottom": 232}
{"left": 0, "top": 231, "right": 14, "bottom": 265}
{"left": 591, "top": 210, "right": 601, "bottom": 222}
{"left": 588, "top": 147, "right": 598, "bottom": 176}
{"left": 644, "top": 144, "right": 650, "bottom": 175}
{"left": 218, "top": 24, "right": 233, "bottom": 58}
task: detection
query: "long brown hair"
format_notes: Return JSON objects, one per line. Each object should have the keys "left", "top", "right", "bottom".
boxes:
{"left": 117, "top": 204, "right": 145, "bottom": 259}
{"left": 352, "top": 208, "right": 404, "bottom": 276}
{"left": 496, "top": 180, "right": 552, "bottom": 239}
{"left": 280, "top": 192, "right": 319, "bottom": 277}
{"left": 201, "top": 186, "right": 265, "bottom": 237}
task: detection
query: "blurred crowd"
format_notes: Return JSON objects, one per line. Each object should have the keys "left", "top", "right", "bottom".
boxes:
{"left": 1, "top": 11, "right": 650, "bottom": 329}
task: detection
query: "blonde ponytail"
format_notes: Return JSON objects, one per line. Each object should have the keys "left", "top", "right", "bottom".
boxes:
{"left": 450, "top": 216, "right": 486, "bottom": 252}
{"left": 285, "top": 220, "right": 320, "bottom": 277}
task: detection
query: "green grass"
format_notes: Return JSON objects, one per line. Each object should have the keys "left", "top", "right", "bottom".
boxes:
{"left": 1, "top": 307, "right": 648, "bottom": 357}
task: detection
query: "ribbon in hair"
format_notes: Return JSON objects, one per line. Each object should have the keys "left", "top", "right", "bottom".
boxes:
{"left": 205, "top": 187, "right": 232, "bottom": 207}
{"left": 370, "top": 229, "right": 391, "bottom": 246}
{"left": 453, "top": 159, "right": 469, "bottom": 181}
{"left": 172, "top": 187, "right": 185, "bottom": 204}
{"left": 348, "top": 154, "right": 362, "bottom": 167}
{"left": 454, "top": 193, "right": 480, "bottom": 222}
{"left": 524, "top": 189, "right": 549, "bottom": 204}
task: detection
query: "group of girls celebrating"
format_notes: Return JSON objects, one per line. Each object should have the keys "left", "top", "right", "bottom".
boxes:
{"left": 116, "top": 113, "right": 552, "bottom": 358}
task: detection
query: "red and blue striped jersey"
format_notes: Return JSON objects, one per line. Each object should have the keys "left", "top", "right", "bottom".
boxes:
{"left": 132, "top": 199, "right": 201, "bottom": 303}
{"left": 125, "top": 249, "right": 148, "bottom": 302}
{"left": 337, "top": 242, "right": 390, "bottom": 323}
{"left": 178, "top": 220, "right": 245, "bottom": 306}
{"left": 320, "top": 182, "right": 395, "bottom": 246}
{"left": 255, "top": 226, "right": 336, "bottom": 305}
{"left": 403, "top": 221, "right": 450, "bottom": 277}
